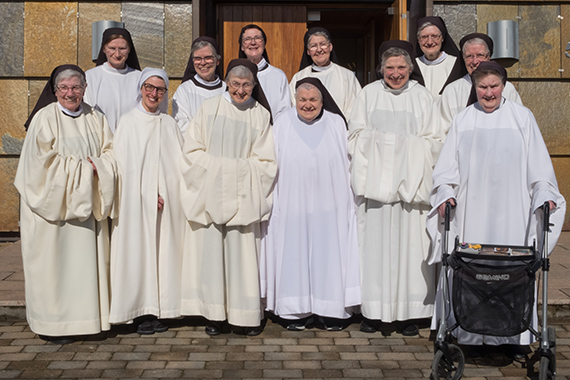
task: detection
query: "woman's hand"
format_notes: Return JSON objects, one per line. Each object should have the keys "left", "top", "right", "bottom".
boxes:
{"left": 87, "top": 157, "right": 98, "bottom": 177}
{"left": 438, "top": 198, "right": 456, "bottom": 218}
{"left": 158, "top": 195, "right": 165, "bottom": 211}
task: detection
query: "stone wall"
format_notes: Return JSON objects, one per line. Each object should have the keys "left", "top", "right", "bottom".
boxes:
{"left": 435, "top": 1, "right": 570, "bottom": 229}
{"left": 0, "top": 1, "right": 192, "bottom": 232}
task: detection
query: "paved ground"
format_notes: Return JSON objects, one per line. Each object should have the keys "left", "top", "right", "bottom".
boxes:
{"left": 0, "top": 234, "right": 569, "bottom": 379}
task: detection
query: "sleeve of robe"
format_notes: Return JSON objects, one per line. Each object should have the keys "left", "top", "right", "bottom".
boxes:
{"left": 172, "top": 85, "right": 192, "bottom": 134}
{"left": 14, "top": 106, "right": 117, "bottom": 223}
{"left": 343, "top": 73, "right": 363, "bottom": 120}
{"left": 180, "top": 103, "right": 277, "bottom": 227}
{"left": 348, "top": 85, "right": 443, "bottom": 205}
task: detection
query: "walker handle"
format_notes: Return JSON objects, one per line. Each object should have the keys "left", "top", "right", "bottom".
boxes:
{"left": 444, "top": 201, "right": 454, "bottom": 232}
{"left": 543, "top": 201, "right": 551, "bottom": 234}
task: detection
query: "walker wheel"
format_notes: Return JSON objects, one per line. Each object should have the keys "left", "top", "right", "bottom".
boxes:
{"left": 538, "top": 326, "right": 557, "bottom": 380}
{"left": 431, "top": 343, "right": 465, "bottom": 380}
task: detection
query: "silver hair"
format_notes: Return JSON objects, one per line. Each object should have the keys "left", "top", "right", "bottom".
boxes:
{"left": 190, "top": 40, "right": 221, "bottom": 61}
{"left": 378, "top": 47, "right": 413, "bottom": 76}
{"left": 462, "top": 37, "right": 490, "bottom": 57}
{"left": 295, "top": 82, "right": 322, "bottom": 101}
{"left": 54, "top": 69, "right": 86, "bottom": 88}
{"left": 225, "top": 65, "right": 256, "bottom": 85}
{"left": 306, "top": 31, "right": 331, "bottom": 48}
{"left": 416, "top": 21, "right": 441, "bottom": 39}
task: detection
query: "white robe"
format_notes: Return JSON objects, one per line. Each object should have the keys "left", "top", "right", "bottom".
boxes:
{"left": 84, "top": 63, "right": 141, "bottom": 133}
{"left": 172, "top": 75, "right": 227, "bottom": 134}
{"left": 14, "top": 102, "right": 117, "bottom": 336}
{"left": 110, "top": 106, "right": 185, "bottom": 323}
{"left": 257, "top": 59, "right": 291, "bottom": 119}
{"left": 348, "top": 80, "right": 443, "bottom": 322}
{"left": 440, "top": 74, "right": 522, "bottom": 134}
{"left": 290, "top": 63, "right": 362, "bottom": 119}
{"left": 180, "top": 94, "right": 277, "bottom": 327}
{"left": 261, "top": 108, "right": 361, "bottom": 319}
{"left": 416, "top": 53, "right": 457, "bottom": 98}
{"left": 427, "top": 99, "right": 566, "bottom": 345}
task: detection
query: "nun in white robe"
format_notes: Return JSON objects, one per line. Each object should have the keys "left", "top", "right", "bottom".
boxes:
{"left": 427, "top": 61, "right": 565, "bottom": 347}
{"left": 172, "top": 37, "right": 226, "bottom": 135}
{"left": 289, "top": 27, "right": 361, "bottom": 119}
{"left": 16, "top": 65, "right": 117, "bottom": 340}
{"left": 238, "top": 24, "right": 291, "bottom": 119}
{"left": 348, "top": 41, "right": 443, "bottom": 333}
{"left": 180, "top": 59, "right": 277, "bottom": 334}
{"left": 84, "top": 27, "right": 141, "bottom": 133}
{"left": 439, "top": 33, "right": 522, "bottom": 134}
{"left": 261, "top": 78, "right": 361, "bottom": 328}
{"left": 110, "top": 68, "right": 185, "bottom": 330}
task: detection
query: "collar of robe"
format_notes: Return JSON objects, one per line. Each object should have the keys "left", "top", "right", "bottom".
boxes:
{"left": 311, "top": 62, "right": 333, "bottom": 73}
{"left": 296, "top": 107, "right": 325, "bottom": 125}
{"left": 191, "top": 73, "right": 223, "bottom": 89}
{"left": 474, "top": 96, "right": 506, "bottom": 114}
{"left": 380, "top": 79, "right": 410, "bottom": 95}
{"left": 103, "top": 62, "right": 132, "bottom": 74}
{"left": 58, "top": 102, "right": 83, "bottom": 117}
{"left": 419, "top": 51, "right": 448, "bottom": 66}
{"left": 136, "top": 101, "right": 161, "bottom": 115}
{"left": 223, "top": 91, "right": 256, "bottom": 108}
{"left": 257, "top": 58, "right": 269, "bottom": 72}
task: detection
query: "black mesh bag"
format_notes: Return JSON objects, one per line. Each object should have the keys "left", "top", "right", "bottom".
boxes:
{"left": 451, "top": 257, "right": 537, "bottom": 336}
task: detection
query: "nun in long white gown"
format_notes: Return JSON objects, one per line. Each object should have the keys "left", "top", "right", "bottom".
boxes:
{"left": 414, "top": 16, "right": 465, "bottom": 99}
{"left": 16, "top": 65, "right": 117, "bottom": 342}
{"left": 172, "top": 37, "right": 226, "bottom": 135}
{"left": 348, "top": 41, "right": 443, "bottom": 335}
{"left": 110, "top": 68, "right": 185, "bottom": 334}
{"left": 427, "top": 61, "right": 565, "bottom": 351}
{"left": 261, "top": 78, "right": 361, "bottom": 330}
{"left": 238, "top": 24, "right": 291, "bottom": 119}
{"left": 180, "top": 59, "right": 277, "bottom": 336}
{"left": 289, "top": 27, "right": 361, "bottom": 119}
{"left": 84, "top": 27, "right": 141, "bottom": 133}
{"left": 440, "top": 33, "right": 522, "bottom": 134}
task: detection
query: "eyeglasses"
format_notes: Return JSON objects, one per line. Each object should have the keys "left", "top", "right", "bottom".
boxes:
{"left": 228, "top": 81, "right": 254, "bottom": 91}
{"left": 464, "top": 53, "right": 489, "bottom": 61}
{"left": 56, "top": 85, "right": 85, "bottom": 93}
{"left": 142, "top": 83, "right": 167, "bottom": 95}
{"left": 308, "top": 42, "right": 331, "bottom": 51}
{"left": 242, "top": 36, "right": 264, "bottom": 44}
{"left": 419, "top": 34, "right": 442, "bottom": 42}
{"left": 192, "top": 55, "right": 216, "bottom": 64}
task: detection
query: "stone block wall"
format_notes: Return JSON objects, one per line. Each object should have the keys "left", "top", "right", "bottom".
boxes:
{"left": 435, "top": 1, "right": 570, "bottom": 229}
{"left": 0, "top": 1, "right": 192, "bottom": 232}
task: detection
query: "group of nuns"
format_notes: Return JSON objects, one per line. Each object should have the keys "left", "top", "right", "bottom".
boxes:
{"left": 16, "top": 17, "right": 565, "bottom": 360}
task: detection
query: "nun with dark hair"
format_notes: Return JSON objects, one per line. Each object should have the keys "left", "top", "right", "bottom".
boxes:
{"left": 239, "top": 24, "right": 291, "bottom": 119}
{"left": 348, "top": 41, "right": 443, "bottom": 336}
{"left": 439, "top": 32, "right": 522, "bottom": 133}
{"left": 84, "top": 27, "right": 141, "bottom": 133}
{"left": 289, "top": 27, "right": 361, "bottom": 119}
{"left": 172, "top": 36, "right": 226, "bottom": 134}
{"left": 415, "top": 16, "right": 465, "bottom": 98}
{"left": 261, "top": 78, "right": 361, "bottom": 331}
{"left": 179, "top": 59, "right": 277, "bottom": 336}
{"left": 427, "top": 61, "right": 565, "bottom": 357}
{"left": 15, "top": 65, "right": 117, "bottom": 344}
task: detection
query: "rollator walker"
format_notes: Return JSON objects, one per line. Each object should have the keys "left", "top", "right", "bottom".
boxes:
{"left": 431, "top": 202, "right": 556, "bottom": 380}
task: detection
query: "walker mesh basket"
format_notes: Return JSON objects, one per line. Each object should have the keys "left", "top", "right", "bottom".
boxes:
{"left": 450, "top": 249, "right": 538, "bottom": 337}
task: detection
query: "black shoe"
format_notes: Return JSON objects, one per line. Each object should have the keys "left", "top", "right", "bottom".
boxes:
{"left": 286, "top": 323, "right": 306, "bottom": 331}
{"left": 39, "top": 335, "right": 75, "bottom": 345}
{"left": 245, "top": 326, "right": 263, "bottom": 336}
{"left": 137, "top": 320, "right": 155, "bottom": 335}
{"left": 205, "top": 321, "right": 230, "bottom": 336}
{"left": 400, "top": 324, "right": 419, "bottom": 336}
{"left": 465, "top": 344, "right": 484, "bottom": 358}
{"left": 151, "top": 319, "right": 168, "bottom": 333}
{"left": 360, "top": 320, "right": 378, "bottom": 333}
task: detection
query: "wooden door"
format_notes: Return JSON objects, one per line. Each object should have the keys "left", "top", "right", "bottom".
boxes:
{"left": 218, "top": 5, "right": 307, "bottom": 80}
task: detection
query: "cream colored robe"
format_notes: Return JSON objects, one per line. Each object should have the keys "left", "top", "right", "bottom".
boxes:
{"left": 348, "top": 80, "right": 443, "bottom": 322}
{"left": 14, "top": 102, "right": 117, "bottom": 336}
{"left": 110, "top": 106, "right": 185, "bottom": 323}
{"left": 180, "top": 94, "right": 277, "bottom": 327}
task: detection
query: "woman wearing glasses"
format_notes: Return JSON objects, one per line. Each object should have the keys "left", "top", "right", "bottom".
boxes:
{"left": 289, "top": 27, "right": 361, "bottom": 119}
{"left": 110, "top": 68, "right": 185, "bottom": 335}
{"left": 179, "top": 59, "right": 276, "bottom": 336}
{"left": 414, "top": 16, "right": 465, "bottom": 99}
{"left": 238, "top": 24, "right": 291, "bottom": 119}
{"left": 84, "top": 27, "right": 141, "bottom": 133}
{"left": 16, "top": 65, "right": 117, "bottom": 344}
{"left": 172, "top": 37, "right": 226, "bottom": 134}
